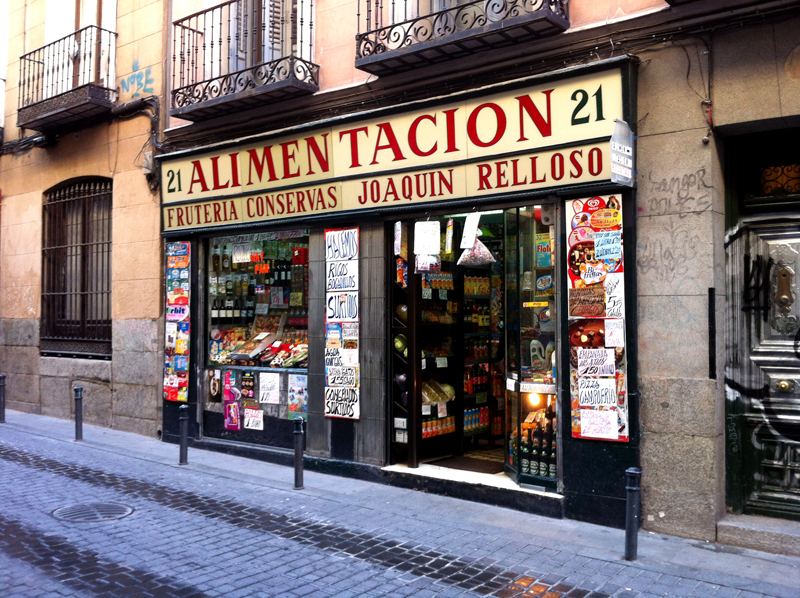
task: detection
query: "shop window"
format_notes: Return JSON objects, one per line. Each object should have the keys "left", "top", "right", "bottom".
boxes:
{"left": 41, "top": 179, "right": 112, "bottom": 358}
{"left": 207, "top": 230, "right": 309, "bottom": 369}
{"left": 204, "top": 230, "right": 309, "bottom": 444}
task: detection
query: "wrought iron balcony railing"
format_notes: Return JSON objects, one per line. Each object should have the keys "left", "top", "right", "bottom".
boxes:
{"left": 18, "top": 25, "right": 117, "bottom": 110}
{"left": 356, "top": 0, "right": 568, "bottom": 75}
{"left": 171, "top": 0, "right": 319, "bottom": 121}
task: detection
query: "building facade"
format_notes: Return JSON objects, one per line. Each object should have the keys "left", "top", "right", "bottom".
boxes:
{"left": 0, "top": 0, "right": 167, "bottom": 435}
{"left": 2, "top": 0, "right": 800, "bottom": 551}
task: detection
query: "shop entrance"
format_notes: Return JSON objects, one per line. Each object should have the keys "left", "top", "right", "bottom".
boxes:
{"left": 389, "top": 204, "right": 559, "bottom": 490}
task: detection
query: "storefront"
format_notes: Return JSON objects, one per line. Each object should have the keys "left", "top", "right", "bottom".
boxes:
{"left": 159, "top": 57, "right": 640, "bottom": 526}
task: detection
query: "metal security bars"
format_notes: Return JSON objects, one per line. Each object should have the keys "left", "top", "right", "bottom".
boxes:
{"left": 356, "top": 0, "right": 568, "bottom": 68}
{"left": 18, "top": 25, "right": 116, "bottom": 109}
{"left": 42, "top": 180, "right": 112, "bottom": 358}
{"left": 171, "top": 0, "right": 318, "bottom": 111}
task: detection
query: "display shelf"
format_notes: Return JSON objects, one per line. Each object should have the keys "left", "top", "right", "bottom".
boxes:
{"left": 464, "top": 358, "right": 490, "bottom": 365}
{"left": 464, "top": 295, "right": 491, "bottom": 300}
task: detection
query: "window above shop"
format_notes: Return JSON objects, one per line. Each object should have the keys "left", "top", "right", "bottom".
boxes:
{"left": 355, "top": 0, "right": 569, "bottom": 77}
{"left": 170, "top": 0, "right": 320, "bottom": 122}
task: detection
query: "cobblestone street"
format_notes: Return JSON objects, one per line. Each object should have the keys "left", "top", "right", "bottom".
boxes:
{"left": 0, "top": 411, "right": 798, "bottom": 598}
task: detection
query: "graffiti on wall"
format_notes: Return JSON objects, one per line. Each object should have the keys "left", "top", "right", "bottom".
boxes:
{"left": 120, "top": 59, "right": 154, "bottom": 98}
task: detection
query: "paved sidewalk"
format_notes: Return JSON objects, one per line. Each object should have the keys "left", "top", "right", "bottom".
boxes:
{"left": 0, "top": 410, "right": 798, "bottom": 598}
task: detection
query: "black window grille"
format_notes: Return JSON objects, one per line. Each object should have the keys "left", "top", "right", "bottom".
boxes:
{"left": 41, "top": 179, "right": 112, "bottom": 358}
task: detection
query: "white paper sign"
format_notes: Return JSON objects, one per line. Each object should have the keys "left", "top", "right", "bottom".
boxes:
{"left": 326, "top": 366, "right": 359, "bottom": 387}
{"left": 604, "top": 273, "right": 625, "bottom": 319}
{"left": 414, "top": 221, "right": 441, "bottom": 255}
{"left": 438, "top": 290, "right": 448, "bottom": 300}
{"left": 232, "top": 243, "right": 252, "bottom": 264}
{"left": 421, "top": 288, "right": 432, "bottom": 299}
{"left": 326, "top": 291, "right": 359, "bottom": 322}
{"left": 461, "top": 212, "right": 481, "bottom": 248}
{"left": 436, "top": 357, "right": 448, "bottom": 369}
{"left": 243, "top": 407, "right": 264, "bottom": 430}
{"left": 578, "top": 378, "right": 618, "bottom": 407}
{"left": 259, "top": 372, "right": 281, "bottom": 404}
{"left": 324, "top": 387, "right": 360, "bottom": 419}
{"left": 326, "top": 260, "right": 359, "bottom": 291}
{"left": 438, "top": 402, "right": 448, "bottom": 418}
{"left": 323, "top": 348, "right": 359, "bottom": 367}
{"left": 506, "top": 378, "right": 517, "bottom": 391}
{"left": 342, "top": 322, "right": 359, "bottom": 340}
{"left": 325, "top": 228, "right": 359, "bottom": 261}
{"left": 422, "top": 405, "right": 432, "bottom": 415}
{"left": 580, "top": 409, "right": 619, "bottom": 439}
{"left": 594, "top": 230, "right": 622, "bottom": 260}
{"left": 577, "top": 348, "right": 616, "bottom": 377}
{"left": 605, "top": 319, "right": 625, "bottom": 347}
{"left": 255, "top": 303, "right": 270, "bottom": 315}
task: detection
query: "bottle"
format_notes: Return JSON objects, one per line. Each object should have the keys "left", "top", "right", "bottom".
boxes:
{"left": 539, "top": 422, "right": 552, "bottom": 476}
{"left": 225, "top": 274, "right": 234, "bottom": 296}
{"left": 520, "top": 428, "right": 530, "bottom": 474}
{"left": 240, "top": 297, "right": 248, "bottom": 326}
{"left": 221, "top": 245, "right": 231, "bottom": 270}
{"left": 212, "top": 245, "right": 221, "bottom": 271}
{"left": 249, "top": 275, "right": 256, "bottom": 296}
{"left": 211, "top": 298, "right": 219, "bottom": 326}
{"left": 532, "top": 423, "right": 541, "bottom": 468}
{"left": 549, "top": 436, "right": 558, "bottom": 478}
{"left": 232, "top": 297, "right": 241, "bottom": 321}
{"left": 225, "top": 297, "right": 234, "bottom": 324}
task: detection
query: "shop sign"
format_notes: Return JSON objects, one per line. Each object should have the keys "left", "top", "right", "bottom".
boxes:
{"left": 161, "top": 69, "right": 626, "bottom": 231}
{"left": 565, "top": 195, "right": 629, "bottom": 443}
{"left": 324, "top": 228, "right": 361, "bottom": 419}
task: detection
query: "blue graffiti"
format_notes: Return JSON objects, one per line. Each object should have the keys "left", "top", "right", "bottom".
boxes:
{"left": 120, "top": 59, "right": 154, "bottom": 98}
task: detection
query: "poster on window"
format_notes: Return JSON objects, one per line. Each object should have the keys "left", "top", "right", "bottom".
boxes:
{"left": 565, "top": 196, "right": 628, "bottom": 442}
{"left": 164, "top": 242, "right": 191, "bottom": 402}
{"left": 324, "top": 228, "right": 360, "bottom": 419}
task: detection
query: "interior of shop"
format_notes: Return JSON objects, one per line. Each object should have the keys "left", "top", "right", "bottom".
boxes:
{"left": 390, "top": 206, "right": 559, "bottom": 487}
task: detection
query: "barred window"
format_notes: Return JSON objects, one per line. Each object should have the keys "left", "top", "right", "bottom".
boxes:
{"left": 41, "top": 179, "right": 112, "bottom": 358}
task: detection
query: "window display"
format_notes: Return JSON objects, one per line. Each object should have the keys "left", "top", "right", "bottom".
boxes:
{"left": 505, "top": 205, "right": 559, "bottom": 485}
{"left": 207, "top": 231, "right": 309, "bottom": 369}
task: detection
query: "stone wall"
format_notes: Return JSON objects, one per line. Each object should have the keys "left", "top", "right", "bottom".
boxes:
{"left": 635, "top": 40, "right": 726, "bottom": 541}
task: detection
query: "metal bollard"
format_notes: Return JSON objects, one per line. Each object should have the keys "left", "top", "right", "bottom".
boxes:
{"left": 74, "top": 386, "right": 83, "bottom": 441}
{"left": 178, "top": 404, "right": 189, "bottom": 465}
{"left": 0, "top": 374, "right": 6, "bottom": 424}
{"left": 625, "top": 467, "right": 642, "bottom": 561}
{"left": 293, "top": 418, "right": 305, "bottom": 490}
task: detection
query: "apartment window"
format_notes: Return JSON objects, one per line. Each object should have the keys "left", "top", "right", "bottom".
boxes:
{"left": 41, "top": 179, "right": 112, "bottom": 358}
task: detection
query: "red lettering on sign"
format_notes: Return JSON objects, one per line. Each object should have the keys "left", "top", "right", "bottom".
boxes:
{"left": 408, "top": 114, "right": 437, "bottom": 157}
{"left": 281, "top": 141, "right": 301, "bottom": 179}
{"left": 516, "top": 91, "right": 553, "bottom": 141}
{"left": 339, "top": 127, "right": 369, "bottom": 168}
{"left": 305, "top": 134, "right": 330, "bottom": 175}
{"left": 467, "top": 103, "right": 506, "bottom": 148}
{"left": 371, "top": 123, "right": 406, "bottom": 165}
{"left": 477, "top": 164, "right": 492, "bottom": 190}
{"left": 188, "top": 161, "right": 209, "bottom": 194}
{"left": 570, "top": 150, "right": 583, "bottom": 178}
{"left": 210, "top": 156, "right": 229, "bottom": 190}
{"left": 443, "top": 108, "right": 459, "bottom": 153}
{"left": 247, "top": 147, "right": 279, "bottom": 184}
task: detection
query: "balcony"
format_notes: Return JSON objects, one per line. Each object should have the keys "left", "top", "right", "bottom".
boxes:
{"left": 355, "top": 0, "right": 569, "bottom": 76}
{"left": 171, "top": 0, "right": 320, "bottom": 122}
{"left": 18, "top": 26, "right": 117, "bottom": 133}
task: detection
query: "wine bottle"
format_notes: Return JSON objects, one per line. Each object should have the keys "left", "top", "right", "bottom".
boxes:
{"left": 211, "top": 298, "right": 219, "bottom": 326}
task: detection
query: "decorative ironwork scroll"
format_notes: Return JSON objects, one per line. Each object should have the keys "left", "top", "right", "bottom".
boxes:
{"left": 356, "top": 0, "right": 567, "bottom": 59}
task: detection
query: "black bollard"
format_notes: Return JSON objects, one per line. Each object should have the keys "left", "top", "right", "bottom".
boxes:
{"left": 625, "top": 467, "right": 642, "bottom": 561}
{"left": 0, "top": 374, "right": 6, "bottom": 424}
{"left": 74, "top": 386, "right": 83, "bottom": 441}
{"left": 179, "top": 404, "right": 189, "bottom": 465}
{"left": 293, "top": 418, "right": 305, "bottom": 490}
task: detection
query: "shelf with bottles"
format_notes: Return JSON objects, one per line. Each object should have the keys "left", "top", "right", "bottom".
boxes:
{"left": 518, "top": 395, "right": 558, "bottom": 480}
{"left": 463, "top": 407, "right": 491, "bottom": 436}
